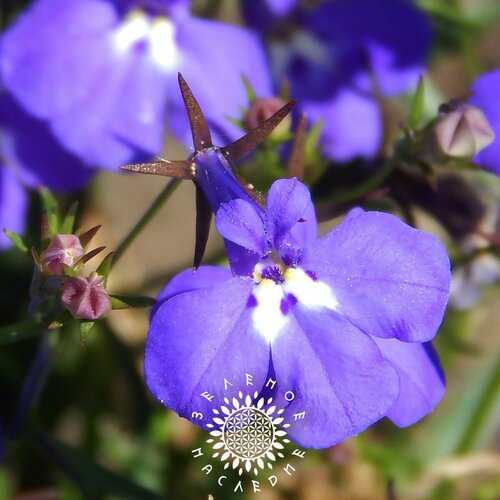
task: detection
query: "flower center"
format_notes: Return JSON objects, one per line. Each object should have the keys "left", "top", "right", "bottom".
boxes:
{"left": 248, "top": 265, "right": 339, "bottom": 344}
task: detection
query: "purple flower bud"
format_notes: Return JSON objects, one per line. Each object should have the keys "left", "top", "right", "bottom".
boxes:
{"left": 61, "top": 272, "right": 111, "bottom": 320}
{"left": 434, "top": 101, "right": 495, "bottom": 158}
{"left": 40, "top": 234, "right": 84, "bottom": 275}
{"left": 246, "top": 97, "right": 288, "bottom": 131}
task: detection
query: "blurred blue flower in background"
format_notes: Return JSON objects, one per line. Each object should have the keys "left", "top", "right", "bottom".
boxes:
{"left": 0, "top": 0, "right": 271, "bottom": 168}
{"left": 243, "top": 0, "right": 432, "bottom": 161}
{"left": 0, "top": 91, "right": 92, "bottom": 248}
{"left": 469, "top": 69, "right": 500, "bottom": 176}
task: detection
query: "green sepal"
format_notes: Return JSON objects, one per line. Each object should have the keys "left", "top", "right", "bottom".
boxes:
{"left": 79, "top": 320, "right": 94, "bottom": 344}
{"left": 39, "top": 187, "right": 59, "bottom": 235}
{"left": 79, "top": 224, "right": 102, "bottom": 247}
{"left": 408, "top": 75, "right": 425, "bottom": 129}
{"left": 60, "top": 201, "right": 79, "bottom": 234}
{"left": 242, "top": 74, "right": 257, "bottom": 103}
{"left": 3, "top": 229, "right": 28, "bottom": 253}
{"left": 96, "top": 252, "right": 114, "bottom": 285}
{"left": 110, "top": 293, "right": 156, "bottom": 309}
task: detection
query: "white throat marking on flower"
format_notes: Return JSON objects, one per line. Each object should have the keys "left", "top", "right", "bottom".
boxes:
{"left": 113, "top": 10, "right": 177, "bottom": 71}
{"left": 251, "top": 267, "right": 339, "bottom": 344}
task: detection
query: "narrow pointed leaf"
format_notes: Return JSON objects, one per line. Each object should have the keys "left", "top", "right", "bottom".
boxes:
{"left": 96, "top": 252, "right": 114, "bottom": 284}
{"left": 3, "top": 229, "right": 28, "bottom": 253}
{"left": 75, "top": 246, "right": 106, "bottom": 266}
{"left": 110, "top": 294, "right": 156, "bottom": 308}
{"left": 121, "top": 160, "right": 193, "bottom": 180}
{"left": 39, "top": 188, "right": 59, "bottom": 235}
{"left": 194, "top": 186, "right": 212, "bottom": 269}
{"left": 61, "top": 202, "right": 79, "bottom": 234}
{"left": 242, "top": 74, "right": 257, "bottom": 103}
{"left": 31, "top": 246, "right": 42, "bottom": 270}
{"left": 110, "top": 296, "right": 131, "bottom": 310}
{"left": 221, "top": 101, "right": 295, "bottom": 162}
{"left": 32, "top": 430, "right": 163, "bottom": 500}
{"left": 79, "top": 225, "right": 102, "bottom": 248}
{"left": 178, "top": 73, "right": 212, "bottom": 151}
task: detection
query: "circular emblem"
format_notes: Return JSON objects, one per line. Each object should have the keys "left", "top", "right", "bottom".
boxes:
{"left": 206, "top": 391, "right": 291, "bottom": 476}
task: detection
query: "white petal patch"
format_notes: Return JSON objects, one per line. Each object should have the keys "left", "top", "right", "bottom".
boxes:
{"left": 252, "top": 279, "right": 288, "bottom": 344}
{"left": 113, "top": 11, "right": 150, "bottom": 53}
{"left": 149, "top": 18, "right": 177, "bottom": 71}
{"left": 113, "top": 11, "right": 177, "bottom": 71}
{"left": 283, "top": 268, "right": 339, "bottom": 311}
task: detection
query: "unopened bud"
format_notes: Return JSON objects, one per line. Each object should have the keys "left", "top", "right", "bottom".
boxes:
{"left": 433, "top": 101, "right": 495, "bottom": 158}
{"left": 61, "top": 272, "right": 111, "bottom": 320}
{"left": 246, "top": 97, "right": 290, "bottom": 139}
{"left": 41, "top": 234, "right": 84, "bottom": 275}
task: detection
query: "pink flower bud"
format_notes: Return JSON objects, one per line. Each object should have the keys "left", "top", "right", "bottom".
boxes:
{"left": 41, "top": 234, "right": 84, "bottom": 275}
{"left": 434, "top": 101, "right": 495, "bottom": 158}
{"left": 61, "top": 272, "right": 112, "bottom": 320}
{"left": 246, "top": 97, "right": 290, "bottom": 137}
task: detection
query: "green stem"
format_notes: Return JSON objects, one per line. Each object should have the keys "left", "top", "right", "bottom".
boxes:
{"left": 111, "top": 179, "right": 181, "bottom": 269}
{"left": 456, "top": 361, "right": 500, "bottom": 453}
{"left": 0, "top": 319, "right": 42, "bottom": 346}
{"left": 331, "top": 159, "right": 396, "bottom": 205}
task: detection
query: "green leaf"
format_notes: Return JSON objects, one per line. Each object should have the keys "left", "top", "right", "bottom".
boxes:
{"left": 61, "top": 201, "right": 79, "bottom": 234}
{"left": 32, "top": 430, "right": 163, "bottom": 500}
{"left": 110, "top": 293, "right": 156, "bottom": 309}
{"left": 242, "top": 74, "right": 256, "bottom": 102}
{"left": 3, "top": 229, "right": 28, "bottom": 253}
{"left": 96, "top": 252, "right": 114, "bottom": 284}
{"left": 408, "top": 75, "right": 425, "bottom": 129}
{"left": 39, "top": 187, "right": 59, "bottom": 235}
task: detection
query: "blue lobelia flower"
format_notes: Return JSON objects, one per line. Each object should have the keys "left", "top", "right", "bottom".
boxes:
{"left": 133, "top": 79, "right": 451, "bottom": 449}
{"left": 469, "top": 70, "right": 500, "bottom": 176}
{"left": 0, "top": 0, "right": 271, "bottom": 168}
{"left": 242, "top": 0, "right": 432, "bottom": 162}
{"left": 0, "top": 90, "right": 92, "bottom": 249}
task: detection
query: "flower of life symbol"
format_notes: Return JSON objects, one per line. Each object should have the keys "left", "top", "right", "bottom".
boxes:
{"left": 206, "top": 391, "right": 291, "bottom": 476}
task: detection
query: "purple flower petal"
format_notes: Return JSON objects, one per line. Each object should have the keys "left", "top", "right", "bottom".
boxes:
{"left": 0, "top": 92, "right": 92, "bottom": 190}
{"left": 216, "top": 199, "right": 267, "bottom": 255}
{"left": 272, "top": 308, "right": 399, "bottom": 448}
{"left": 372, "top": 338, "right": 445, "bottom": 426}
{"left": 0, "top": 166, "right": 27, "bottom": 249}
{"left": 145, "top": 277, "right": 270, "bottom": 427}
{"left": 470, "top": 70, "right": 500, "bottom": 175}
{"left": 265, "top": 178, "right": 311, "bottom": 248}
{"left": 1, "top": 0, "right": 118, "bottom": 117}
{"left": 156, "top": 265, "right": 232, "bottom": 303}
{"left": 301, "top": 88, "right": 382, "bottom": 161}
{"left": 287, "top": 197, "right": 317, "bottom": 250}
{"left": 304, "top": 211, "right": 450, "bottom": 342}
{"left": 304, "top": 0, "right": 431, "bottom": 96}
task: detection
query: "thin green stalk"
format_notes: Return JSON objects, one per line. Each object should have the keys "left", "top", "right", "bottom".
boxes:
{"left": 111, "top": 179, "right": 181, "bottom": 269}
{"left": 0, "top": 319, "right": 42, "bottom": 346}
{"left": 456, "top": 361, "right": 500, "bottom": 453}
